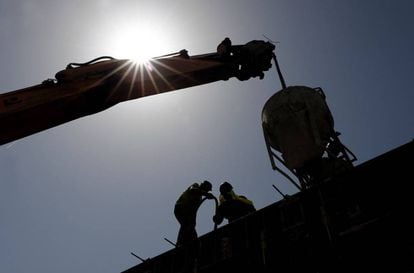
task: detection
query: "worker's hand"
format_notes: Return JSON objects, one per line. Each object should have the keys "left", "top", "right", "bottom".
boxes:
{"left": 205, "top": 193, "right": 215, "bottom": 200}
{"left": 213, "top": 215, "right": 222, "bottom": 225}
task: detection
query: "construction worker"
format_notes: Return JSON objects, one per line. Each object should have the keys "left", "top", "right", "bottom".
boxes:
{"left": 217, "top": 37, "right": 232, "bottom": 57}
{"left": 213, "top": 182, "right": 256, "bottom": 225}
{"left": 174, "top": 180, "right": 214, "bottom": 246}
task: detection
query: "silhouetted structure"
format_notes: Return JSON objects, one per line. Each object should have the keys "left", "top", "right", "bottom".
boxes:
{"left": 122, "top": 140, "right": 414, "bottom": 273}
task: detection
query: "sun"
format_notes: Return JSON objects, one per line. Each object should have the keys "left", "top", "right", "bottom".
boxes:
{"left": 110, "top": 26, "right": 166, "bottom": 64}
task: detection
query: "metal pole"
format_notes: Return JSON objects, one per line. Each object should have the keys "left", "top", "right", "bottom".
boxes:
{"left": 130, "top": 252, "right": 147, "bottom": 262}
{"left": 272, "top": 53, "right": 287, "bottom": 89}
{"left": 272, "top": 184, "right": 288, "bottom": 199}
{"left": 164, "top": 237, "right": 177, "bottom": 247}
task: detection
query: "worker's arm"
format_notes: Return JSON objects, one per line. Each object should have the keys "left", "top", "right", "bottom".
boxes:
{"left": 213, "top": 208, "right": 224, "bottom": 225}
{"left": 203, "top": 192, "right": 215, "bottom": 200}
{"left": 236, "top": 195, "right": 255, "bottom": 210}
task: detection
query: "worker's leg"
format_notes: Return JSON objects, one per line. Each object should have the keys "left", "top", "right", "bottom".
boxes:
{"left": 176, "top": 214, "right": 197, "bottom": 246}
{"left": 174, "top": 205, "right": 197, "bottom": 246}
{"left": 177, "top": 223, "right": 197, "bottom": 246}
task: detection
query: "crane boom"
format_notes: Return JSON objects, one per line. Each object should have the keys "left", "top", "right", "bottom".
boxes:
{"left": 0, "top": 39, "right": 275, "bottom": 145}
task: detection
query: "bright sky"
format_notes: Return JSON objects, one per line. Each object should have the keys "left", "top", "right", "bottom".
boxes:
{"left": 1, "top": 1, "right": 413, "bottom": 273}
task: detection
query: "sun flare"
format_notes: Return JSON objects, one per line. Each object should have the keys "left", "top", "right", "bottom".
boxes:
{"left": 111, "top": 26, "right": 166, "bottom": 64}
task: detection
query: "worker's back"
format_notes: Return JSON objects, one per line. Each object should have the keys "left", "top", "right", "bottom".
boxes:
{"left": 175, "top": 183, "right": 203, "bottom": 210}
{"left": 218, "top": 194, "right": 256, "bottom": 223}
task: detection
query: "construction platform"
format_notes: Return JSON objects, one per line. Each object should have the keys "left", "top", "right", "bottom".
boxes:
{"left": 122, "top": 140, "right": 414, "bottom": 273}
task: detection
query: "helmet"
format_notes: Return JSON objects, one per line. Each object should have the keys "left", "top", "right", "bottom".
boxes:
{"left": 219, "top": 182, "right": 233, "bottom": 194}
{"left": 200, "top": 180, "right": 212, "bottom": 192}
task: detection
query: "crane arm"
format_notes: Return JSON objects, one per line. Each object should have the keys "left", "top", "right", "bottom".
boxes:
{"left": 0, "top": 39, "right": 275, "bottom": 145}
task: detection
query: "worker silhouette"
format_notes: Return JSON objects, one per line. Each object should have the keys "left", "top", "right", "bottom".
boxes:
{"left": 213, "top": 182, "right": 256, "bottom": 225}
{"left": 174, "top": 180, "right": 214, "bottom": 246}
{"left": 217, "top": 37, "right": 232, "bottom": 57}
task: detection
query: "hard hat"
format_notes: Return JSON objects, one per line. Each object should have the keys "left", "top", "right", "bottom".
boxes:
{"left": 219, "top": 182, "right": 233, "bottom": 194}
{"left": 201, "top": 180, "right": 212, "bottom": 192}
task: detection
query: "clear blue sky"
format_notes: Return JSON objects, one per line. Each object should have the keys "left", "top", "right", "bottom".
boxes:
{"left": 1, "top": 1, "right": 413, "bottom": 273}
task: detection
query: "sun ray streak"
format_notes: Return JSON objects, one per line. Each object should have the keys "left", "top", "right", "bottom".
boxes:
{"left": 83, "top": 55, "right": 217, "bottom": 106}
{"left": 147, "top": 64, "right": 176, "bottom": 91}
{"left": 128, "top": 62, "right": 140, "bottom": 99}
{"left": 151, "top": 59, "right": 201, "bottom": 85}
{"left": 146, "top": 65, "right": 160, "bottom": 94}
{"left": 106, "top": 61, "right": 136, "bottom": 102}
{"left": 140, "top": 63, "right": 146, "bottom": 97}
{"left": 96, "top": 60, "right": 131, "bottom": 82}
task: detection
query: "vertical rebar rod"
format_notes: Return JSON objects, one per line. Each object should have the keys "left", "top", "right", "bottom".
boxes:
{"left": 272, "top": 53, "right": 287, "bottom": 89}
